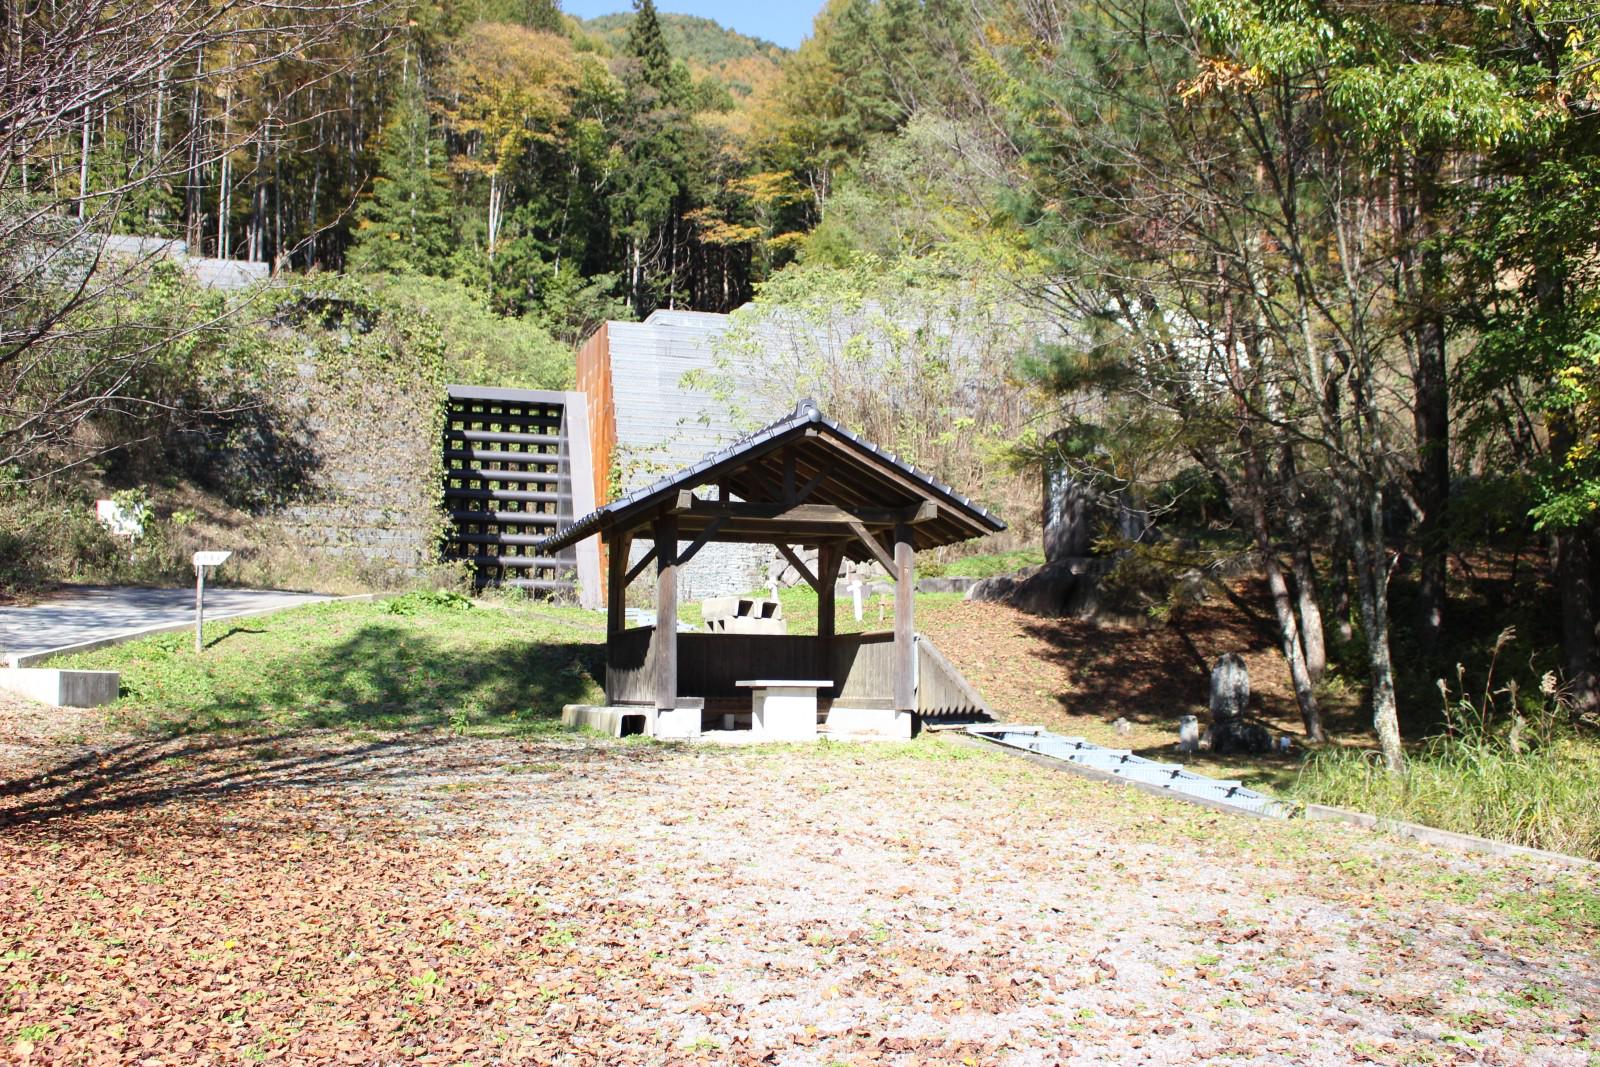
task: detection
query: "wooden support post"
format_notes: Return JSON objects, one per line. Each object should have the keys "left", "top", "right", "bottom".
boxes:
{"left": 654, "top": 515, "right": 678, "bottom": 712}
{"left": 893, "top": 523, "right": 915, "bottom": 713}
{"left": 606, "top": 532, "right": 630, "bottom": 635}
{"left": 817, "top": 542, "right": 843, "bottom": 681}
{"left": 605, "top": 532, "right": 630, "bottom": 706}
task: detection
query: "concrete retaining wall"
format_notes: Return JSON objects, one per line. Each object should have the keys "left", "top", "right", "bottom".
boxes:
{"left": 0, "top": 668, "right": 120, "bottom": 708}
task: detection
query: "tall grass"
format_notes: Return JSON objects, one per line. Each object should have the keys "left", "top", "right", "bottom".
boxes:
{"left": 1294, "top": 629, "right": 1600, "bottom": 860}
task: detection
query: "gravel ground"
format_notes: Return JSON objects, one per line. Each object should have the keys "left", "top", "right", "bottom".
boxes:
{"left": 1, "top": 720, "right": 1596, "bottom": 1065}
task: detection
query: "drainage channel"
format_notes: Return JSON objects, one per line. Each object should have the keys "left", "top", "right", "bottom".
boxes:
{"left": 965, "top": 724, "right": 1288, "bottom": 818}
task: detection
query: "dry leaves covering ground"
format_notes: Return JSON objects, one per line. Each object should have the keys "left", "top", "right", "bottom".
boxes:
{"left": 2, "top": 696, "right": 1597, "bottom": 1065}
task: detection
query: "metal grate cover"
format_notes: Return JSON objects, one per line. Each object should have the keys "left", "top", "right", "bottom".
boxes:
{"left": 966, "top": 724, "right": 1288, "bottom": 817}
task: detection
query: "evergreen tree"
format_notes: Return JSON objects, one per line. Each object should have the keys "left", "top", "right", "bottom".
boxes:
{"left": 626, "top": 0, "right": 674, "bottom": 94}
{"left": 348, "top": 73, "right": 454, "bottom": 276}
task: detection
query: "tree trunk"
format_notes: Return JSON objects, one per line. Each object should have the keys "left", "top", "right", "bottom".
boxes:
{"left": 1411, "top": 158, "right": 1450, "bottom": 656}
{"left": 487, "top": 173, "right": 500, "bottom": 257}
{"left": 1330, "top": 528, "right": 1354, "bottom": 643}
{"left": 1244, "top": 446, "right": 1324, "bottom": 741}
{"left": 1291, "top": 545, "right": 1327, "bottom": 685}
{"left": 216, "top": 89, "right": 231, "bottom": 260}
{"left": 149, "top": 66, "right": 165, "bottom": 229}
{"left": 77, "top": 109, "right": 91, "bottom": 218}
{"left": 1338, "top": 483, "right": 1405, "bottom": 771}
{"left": 185, "top": 49, "right": 203, "bottom": 250}
{"left": 1551, "top": 523, "right": 1600, "bottom": 712}
{"left": 1277, "top": 440, "right": 1326, "bottom": 684}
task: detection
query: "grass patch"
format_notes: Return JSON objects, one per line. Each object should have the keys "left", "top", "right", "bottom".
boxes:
{"left": 1292, "top": 736, "right": 1600, "bottom": 860}
{"left": 51, "top": 595, "right": 606, "bottom": 736}
{"left": 922, "top": 549, "right": 1045, "bottom": 579}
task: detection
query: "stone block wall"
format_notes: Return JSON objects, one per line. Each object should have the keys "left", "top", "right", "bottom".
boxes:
{"left": 262, "top": 356, "right": 444, "bottom": 578}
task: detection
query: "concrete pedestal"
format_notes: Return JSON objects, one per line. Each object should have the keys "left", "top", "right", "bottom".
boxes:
{"left": 739, "top": 680, "right": 827, "bottom": 742}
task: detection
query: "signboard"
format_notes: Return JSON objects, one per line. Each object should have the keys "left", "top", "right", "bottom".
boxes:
{"left": 193, "top": 551, "right": 231, "bottom": 654}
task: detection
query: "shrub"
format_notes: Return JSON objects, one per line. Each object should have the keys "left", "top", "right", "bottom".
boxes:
{"left": 382, "top": 589, "right": 473, "bottom": 615}
{"left": 1293, "top": 629, "right": 1600, "bottom": 859}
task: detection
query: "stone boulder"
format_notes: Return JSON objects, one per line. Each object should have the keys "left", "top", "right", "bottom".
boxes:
{"left": 966, "top": 557, "right": 1121, "bottom": 620}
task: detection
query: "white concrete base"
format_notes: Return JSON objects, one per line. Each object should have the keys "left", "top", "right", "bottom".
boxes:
{"left": 561, "top": 704, "right": 650, "bottom": 737}
{"left": 653, "top": 704, "right": 703, "bottom": 740}
{"left": 0, "top": 667, "right": 120, "bottom": 708}
{"left": 824, "top": 705, "right": 913, "bottom": 740}
{"left": 751, "top": 687, "right": 819, "bottom": 742}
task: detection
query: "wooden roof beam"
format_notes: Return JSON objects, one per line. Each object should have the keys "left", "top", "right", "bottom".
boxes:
{"left": 847, "top": 520, "right": 898, "bottom": 573}
{"left": 672, "top": 492, "right": 935, "bottom": 528}
{"left": 774, "top": 543, "right": 819, "bottom": 592}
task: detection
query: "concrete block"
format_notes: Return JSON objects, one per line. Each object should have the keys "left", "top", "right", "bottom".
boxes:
{"left": 824, "top": 705, "right": 912, "bottom": 740}
{"left": 701, "top": 596, "right": 785, "bottom": 634}
{"left": 560, "top": 704, "right": 650, "bottom": 737}
{"left": 0, "top": 668, "right": 120, "bottom": 708}
{"left": 704, "top": 616, "right": 787, "bottom": 634}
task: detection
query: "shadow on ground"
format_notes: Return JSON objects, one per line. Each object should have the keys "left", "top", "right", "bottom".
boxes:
{"left": 0, "top": 731, "right": 441, "bottom": 832}
{"left": 918, "top": 578, "right": 1370, "bottom": 744}
{"left": 0, "top": 607, "right": 613, "bottom": 830}
{"left": 115, "top": 616, "right": 605, "bottom": 736}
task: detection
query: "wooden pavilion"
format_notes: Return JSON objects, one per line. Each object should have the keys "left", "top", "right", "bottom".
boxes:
{"left": 538, "top": 399, "right": 1004, "bottom": 738}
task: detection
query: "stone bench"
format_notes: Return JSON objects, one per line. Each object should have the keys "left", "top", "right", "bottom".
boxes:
{"left": 735, "top": 680, "right": 831, "bottom": 742}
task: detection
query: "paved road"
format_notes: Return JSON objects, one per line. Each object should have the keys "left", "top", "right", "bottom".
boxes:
{"left": 0, "top": 586, "right": 333, "bottom": 662}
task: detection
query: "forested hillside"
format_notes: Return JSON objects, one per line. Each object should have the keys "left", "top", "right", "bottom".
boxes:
{"left": 579, "top": 12, "right": 784, "bottom": 98}
{"left": 7, "top": 0, "right": 1600, "bottom": 836}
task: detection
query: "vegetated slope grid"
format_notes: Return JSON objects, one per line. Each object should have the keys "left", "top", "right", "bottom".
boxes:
{"left": 0, "top": 724, "right": 1595, "bottom": 1064}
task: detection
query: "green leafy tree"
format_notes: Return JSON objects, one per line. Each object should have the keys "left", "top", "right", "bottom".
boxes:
{"left": 1446, "top": 0, "right": 1600, "bottom": 709}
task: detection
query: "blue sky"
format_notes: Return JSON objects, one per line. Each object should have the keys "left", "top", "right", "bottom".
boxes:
{"left": 562, "top": 0, "right": 824, "bottom": 50}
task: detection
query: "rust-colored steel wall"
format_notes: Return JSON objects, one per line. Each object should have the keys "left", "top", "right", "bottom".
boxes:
{"left": 575, "top": 323, "right": 614, "bottom": 507}
{"left": 575, "top": 323, "right": 615, "bottom": 598}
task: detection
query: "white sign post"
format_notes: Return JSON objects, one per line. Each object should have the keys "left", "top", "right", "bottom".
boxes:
{"left": 192, "top": 551, "right": 232, "bottom": 653}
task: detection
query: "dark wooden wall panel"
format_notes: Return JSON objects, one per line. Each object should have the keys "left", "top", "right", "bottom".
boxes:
{"left": 442, "top": 386, "right": 577, "bottom": 596}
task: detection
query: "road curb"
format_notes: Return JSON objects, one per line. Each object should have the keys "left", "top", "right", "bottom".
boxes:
{"left": 3, "top": 593, "right": 390, "bottom": 668}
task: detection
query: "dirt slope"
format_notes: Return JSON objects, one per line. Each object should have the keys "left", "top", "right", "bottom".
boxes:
{"left": 915, "top": 582, "right": 1354, "bottom": 784}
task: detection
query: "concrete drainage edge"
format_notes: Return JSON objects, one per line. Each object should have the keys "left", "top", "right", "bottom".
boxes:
{"left": 1301, "top": 803, "right": 1598, "bottom": 870}
{"left": 951, "top": 730, "right": 1597, "bottom": 870}
{"left": 3, "top": 592, "right": 396, "bottom": 668}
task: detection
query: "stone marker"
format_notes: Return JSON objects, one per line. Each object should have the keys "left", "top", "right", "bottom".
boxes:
{"left": 1208, "top": 653, "right": 1250, "bottom": 720}
{"left": 1204, "top": 653, "right": 1271, "bottom": 754}
{"left": 1177, "top": 714, "right": 1200, "bottom": 753}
